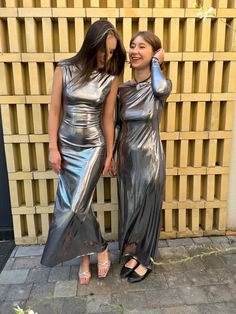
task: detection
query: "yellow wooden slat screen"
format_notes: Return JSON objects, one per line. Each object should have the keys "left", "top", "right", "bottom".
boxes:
{"left": 0, "top": 0, "right": 235, "bottom": 244}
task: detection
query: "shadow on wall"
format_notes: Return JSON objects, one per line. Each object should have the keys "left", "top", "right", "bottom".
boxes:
{"left": 0, "top": 108, "right": 14, "bottom": 241}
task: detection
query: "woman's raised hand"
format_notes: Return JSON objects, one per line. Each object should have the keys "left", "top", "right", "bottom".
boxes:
{"left": 153, "top": 48, "right": 165, "bottom": 65}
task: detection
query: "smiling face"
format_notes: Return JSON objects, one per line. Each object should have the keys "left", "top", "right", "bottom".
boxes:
{"left": 129, "top": 35, "right": 154, "bottom": 70}
{"left": 96, "top": 35, "right": 117, "bottom": 69}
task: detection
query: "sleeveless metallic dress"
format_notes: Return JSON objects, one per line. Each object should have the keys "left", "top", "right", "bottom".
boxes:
{"left": 41, "top": 63, "right": 114, "bottom": 267}
{"left": 117, "top": 58, "right": 172, "bottom": 270}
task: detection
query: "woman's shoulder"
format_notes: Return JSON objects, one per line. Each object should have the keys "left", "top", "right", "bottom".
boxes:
{"left": 118, "top": 80, "right": 134, "bottom": 89}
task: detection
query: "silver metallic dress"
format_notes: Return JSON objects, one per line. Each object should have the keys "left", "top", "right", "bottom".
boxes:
{"left": 41, "top": 63, "right": 114, "bottom": 267}
{"left": 117, "top": 58, "right": 172, "bottom": 269}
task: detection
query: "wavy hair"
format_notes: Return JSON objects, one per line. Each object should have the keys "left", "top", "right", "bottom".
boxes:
{"left": 63, "top": 20, "right": 126, "bottom": 84}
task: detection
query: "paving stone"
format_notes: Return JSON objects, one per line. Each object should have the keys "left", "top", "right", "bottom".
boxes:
{"left": 158, "top": 246, "right": 189, "bottom": 259}
{"left": 186, "top": 246, "right": 227, "bottom": 269}
{"left": 186, "top": 244, "right": 221, "bottom": 257}
{"left": 163, "top": 271, "right": 192, "bottom": 288}
{"left": 177, "top": 285, "right": 233, "bottom": 305}
{"left": 206, "top": 284, "right": 234, "bottom": 303}
{"left": 227, "top": 266, "right": 236, "bottom": 281}
{"left": 176, "top": 286, "right": 210, "bottom": 304}
{"left": 6, "top": 283, "right": 33, "bottom": 301}
{"left": 29, "top": 282, "right": 55, "bottom": 299}
{"left": 54, "top": 280, "right": 77, "bottom": 297}
{"left": 10, "top": 247, "right": 17, "bottom": 258}
{"left": 220, "top": 252, "right": 236, "bottom": 268}
{"left": 167, "top": 238, "right": 194, "bottom": 247}
{"left": 226, "top": 283, "right": 236, "bottom": 299}
{"left": 25, "top": 298, "right": 64, "bottom": 314}
{"left": 145, "top": 289, "right": 184, "bottom": 307}
{"left": 198, "top": 302, "right": 236, "bottom": 314}
{"left": 160, "top": 305, "right": 201, "bottom": 314}
{"left": 227, "top": 235, "right": 236, "bottom": 242}
{"left": 86, "top": 294, "right": 112, "bottom": 313}
{"left": 0, "top": 269, "right": 29, "bottom": 284}
{"left": 132, "top": 310, "right": 161, "bottom": 314}
{"left": 25, "top": 267, "right": 50, "bottom": 284}
{"left": 15, "top": 245, "right": 45, "bottom": 257}
{"left": 12, "top": 256, "right": 43, "bottom": 269}
{"left": 158, "top": 240, "right": 168, "bottom": 248}
{"left": 77, "top": 271, "right": 126, "bottom": 297}
{"left": 69, "top": 265, "right": 80, "bottom": 280}
{"left": 209, "top": 236, "right": 229, "bottom": 244}
{"left": 186, "top": 268, "right": 234, "bottom": 286}
{"left": 48, "top": 266, "right": 70, "bottom": 282}
{"left": 112, "top": 291, "right": 149, "bottom": 311}
{"left": 3, "top": 257, "right": 15, "bottom": 270}
{"left": 184, "top": 257, "right": 206, "bottom": 272}
{"left": 221, "top": 241, "right": 236, "bottom": 250}
{"left": 156, "top": 262, "right": 187, "bottom": 273}
{"left": 0, "top": 284, "right": 10, "bottom": 302}
{"left": 192, "top": 237, "right": 212, "bottom": 245}
{"left": 201, "top": 255, "right": 227, "bottom": 270}
{"left": 62, "top": 297, "right": 87, "bottom": 314}
{"left": 0, "top": 300, "right": 26, "bottom": 314}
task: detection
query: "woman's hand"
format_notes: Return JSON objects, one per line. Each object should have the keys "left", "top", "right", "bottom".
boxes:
{"left": 153, "top": 48, "right": 165, "bottom": 65}
{"left": 101, "top": 156, "right": 112, "bottom": 176}
{"left": 109, "top": 158, "right": 117, "bottom": 177}
{"left": 49, "top": 148, "right": 61, "bottom": 175}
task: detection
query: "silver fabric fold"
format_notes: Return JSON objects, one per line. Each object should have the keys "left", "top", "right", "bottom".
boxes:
{"left": 117, "top": 58, "right": 172, "bottom": 269}
{"left": 41, "top": 64, "right": 114, "bottom": 267}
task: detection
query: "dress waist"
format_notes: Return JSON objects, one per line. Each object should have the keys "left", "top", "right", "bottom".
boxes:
{"left": 59, "top": 119, "right": 105, "bottom": 147}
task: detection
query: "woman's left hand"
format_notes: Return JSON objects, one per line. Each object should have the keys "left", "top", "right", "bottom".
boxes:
{"left": 153, "top": 48, "right": 165, "bottom": 65}
{"left": 101, "top": 156, "right": 112, "bottom": 176}
{"left": 109, "top": 158, "right": 117, "bottom": 177}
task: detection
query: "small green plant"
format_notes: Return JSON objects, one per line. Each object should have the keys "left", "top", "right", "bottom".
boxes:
{"left": 194, "top": 1, "right": 236, "bottom": 32}
{"left": 193, "top": 1, "right": 216, "bottom": 20}
{"left": 14, "top": 305, "right": 38, "bottom": 314}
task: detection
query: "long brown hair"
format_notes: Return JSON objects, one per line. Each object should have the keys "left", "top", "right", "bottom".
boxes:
{"left": 63, "top": 20, "right": 126, "bottom": 84}
{"left": 130, "top": 31, "right": 163, "bottom": 69}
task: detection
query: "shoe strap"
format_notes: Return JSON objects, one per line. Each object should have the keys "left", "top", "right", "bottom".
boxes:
{"left": 79, "top": 271, "right": 91, "bottom": 277}
{"left": 98, "top": 260, "right": 111, "bottom": 267}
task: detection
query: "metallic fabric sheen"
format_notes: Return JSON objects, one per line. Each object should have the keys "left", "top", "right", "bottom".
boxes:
{"left": 41, "top": 63, "right": 114, "bottom": 267}
{"left": 117, "top": 58, "right": 172, "bottom": 269}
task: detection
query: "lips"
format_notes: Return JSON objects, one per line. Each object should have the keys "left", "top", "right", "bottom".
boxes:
{"left": 130, "top": 56, "right": 141, "bottom": 62}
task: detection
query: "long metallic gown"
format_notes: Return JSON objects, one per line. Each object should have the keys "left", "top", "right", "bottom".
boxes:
{"left": 41, "top": 63, "right": 114, "bottom": 267}
{"left": 117, "top": 58, "right": 172, "bottom": 269}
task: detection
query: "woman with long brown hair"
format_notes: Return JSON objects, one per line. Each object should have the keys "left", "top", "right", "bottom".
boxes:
{"left": 41, "top": 20, "right": 126, "bottom": 285}
{"left": 111, "top": 31, "right": 172, "bottom": 283}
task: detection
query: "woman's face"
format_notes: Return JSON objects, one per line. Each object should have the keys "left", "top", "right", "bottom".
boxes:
{"left": 96, "top": 35, "right": 117, "bottom": 69}
{"left": 129, "top": 35, "right": 154, "bottom": 70}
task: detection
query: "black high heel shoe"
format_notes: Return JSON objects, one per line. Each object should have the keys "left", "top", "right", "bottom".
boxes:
{"left": 120, "top": 257, "right": 139, "bottom": 279}
{"left": 127, "top": 268, "right": 151, "bottom": 283}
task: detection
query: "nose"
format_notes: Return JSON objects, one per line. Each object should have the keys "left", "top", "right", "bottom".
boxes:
{"left": 130, "top": 47, "right": 138, "bottom": 54}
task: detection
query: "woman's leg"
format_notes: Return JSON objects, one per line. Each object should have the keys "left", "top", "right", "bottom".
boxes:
{"left": 79, "top": 255, "right": 91, "bottom": 285}
{"left": 97, "top": 247, "right": 111, "bottom": 278}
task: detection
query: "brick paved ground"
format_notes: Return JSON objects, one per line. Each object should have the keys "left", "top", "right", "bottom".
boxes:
{"left": 0, "top": 236, "right": 236, "bottom": 314}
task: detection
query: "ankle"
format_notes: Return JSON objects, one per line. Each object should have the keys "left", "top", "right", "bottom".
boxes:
{"left": 80, "top": 255, "right": 90, "bottom": 267}
{"left": 125, "top": 257, "right": 138, "bottom": 268}
{"left": 98, "top": 248, "right": 109, "bottom": 259}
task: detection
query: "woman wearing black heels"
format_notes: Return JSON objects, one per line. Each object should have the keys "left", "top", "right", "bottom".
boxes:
{"left": 110, "top": 31, "right": 172, "bottom": 283}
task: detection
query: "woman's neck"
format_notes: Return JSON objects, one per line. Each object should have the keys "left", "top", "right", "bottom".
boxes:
{"left": 133, "top": 69, "right": 151, "bottom": 83}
